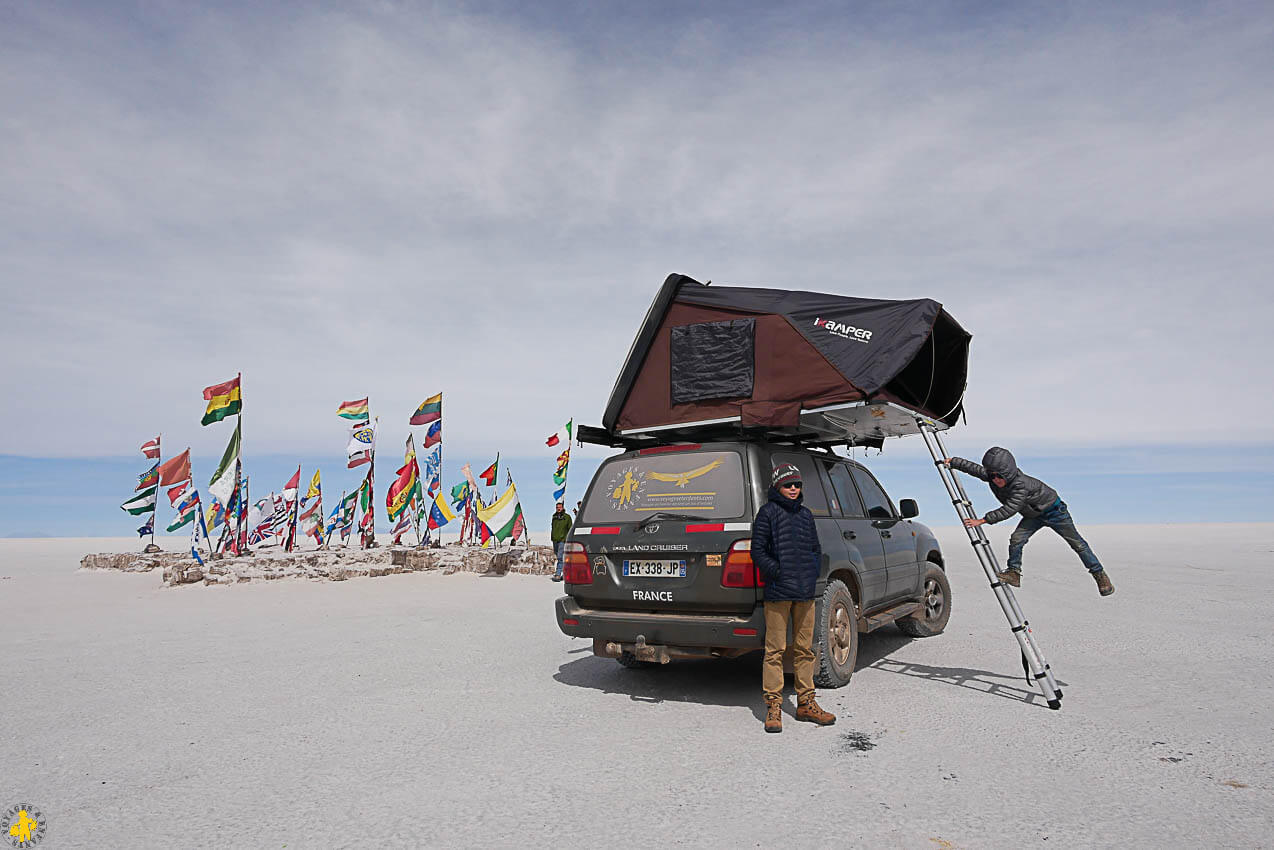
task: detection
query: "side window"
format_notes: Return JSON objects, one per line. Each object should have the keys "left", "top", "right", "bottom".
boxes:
{"left": 849, "top": 467, "right": 895, "bottom": 519}
{"left": 770, "top": 452, "right": 830, "bottom": 516}
{"left": 825, "top": 462, "right": 866, "bottom": 518}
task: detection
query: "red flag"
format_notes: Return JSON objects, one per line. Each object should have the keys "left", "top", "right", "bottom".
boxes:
{"left": 167, "top": 483, "right": 189, "bottom": 507}
{"left": 157, "top": 449, "right": 191, "bottom": 485}
{"left": 140, "top": 436, "right": 161, "bottom": 459}
{"left": 478, "top": 458, "right": 498, "bottom": 487}
{"left": 202, "top": 375, "right": 241, "bottom": 401}
{"left": 510, "top": 512, "right": 526, "bottom": 543}
{"left": 545, "top": 433, "right": 560, "bottom": 447}
{"left": 282, "top": 467, "right": 301, "bottom": 500}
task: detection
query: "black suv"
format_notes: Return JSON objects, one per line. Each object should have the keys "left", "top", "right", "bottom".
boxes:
{"left": 554, "top": 440, "right": 951, "bottom": 687}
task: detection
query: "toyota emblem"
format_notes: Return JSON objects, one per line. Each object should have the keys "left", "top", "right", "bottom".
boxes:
{"left": 644, "top": 523, "right": 660, "bottom": 534}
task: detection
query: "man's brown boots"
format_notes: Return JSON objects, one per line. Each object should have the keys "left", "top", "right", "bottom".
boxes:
{"left": 764, "top": 696, "right": 783, "bottom": 733}
{"left": 1093, "top": 570, "right": 1115, "bottom": 596}
{"left": 796, "top": 694, "right": 836, "bottom": 726}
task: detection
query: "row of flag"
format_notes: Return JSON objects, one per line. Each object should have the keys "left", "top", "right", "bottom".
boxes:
{"left": 124, "top": 376, "right": 572, "bottom": 552}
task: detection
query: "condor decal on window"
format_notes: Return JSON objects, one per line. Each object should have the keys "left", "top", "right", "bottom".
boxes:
{"left": 582, "top": 451, "right": 746, "bottom": 523}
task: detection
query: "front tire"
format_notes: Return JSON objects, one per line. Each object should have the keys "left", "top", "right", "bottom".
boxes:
{"left": 813, "top": 579, "right": 859, "bottom": 688}
{"left": 897, "top": 564, "right": 952, "bottom": 637}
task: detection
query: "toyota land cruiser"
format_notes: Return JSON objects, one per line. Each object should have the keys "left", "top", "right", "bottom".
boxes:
{"left": 554, "top": 439, "right": 951, "bottom": 687}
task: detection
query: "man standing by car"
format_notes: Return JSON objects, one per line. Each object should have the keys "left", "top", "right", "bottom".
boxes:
{"left": 550, "top": 501, "right": 572, "bottom": 582}
{"left": 751, "top": 463, "right": 836, "bottom": 733}
{"left": 945, "top": 447, "right": 1114, "bottom": 596}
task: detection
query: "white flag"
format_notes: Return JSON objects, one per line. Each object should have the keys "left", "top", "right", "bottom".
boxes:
{"left": 347, "top": 423, "right": 376, "bottom": 468}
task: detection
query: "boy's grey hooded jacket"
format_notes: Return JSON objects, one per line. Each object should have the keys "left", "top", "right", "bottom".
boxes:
{"left": 949, "top": 447, "right": 1059, "bottom": 524}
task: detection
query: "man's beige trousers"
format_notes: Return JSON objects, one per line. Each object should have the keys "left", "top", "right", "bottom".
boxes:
{"left": 763, "top": 599, "right": 815, "bottom": 700}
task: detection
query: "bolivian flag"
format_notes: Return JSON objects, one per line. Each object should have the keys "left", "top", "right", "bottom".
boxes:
{"left": 386, "top": 460, "right": 419, "bottom": 521}
{"left": 337, "top": 398, "right": 369, "bottom": 422}
{"left": 202, "top": 375, "right": 242, "bottom": 426}
{"left": 410, "top": 393, "right": 442, "bottom": 426}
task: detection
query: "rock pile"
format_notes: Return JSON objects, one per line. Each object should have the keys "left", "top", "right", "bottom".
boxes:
{"left": 79, "top": 544, "right": 556, "bottom": 587}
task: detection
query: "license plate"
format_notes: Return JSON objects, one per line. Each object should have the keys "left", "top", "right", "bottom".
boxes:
{"left": 622, "top": 559, "right": 687, "bottom": 578}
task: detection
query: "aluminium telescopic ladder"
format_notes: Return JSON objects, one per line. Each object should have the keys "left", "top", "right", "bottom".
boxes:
{"left": 915, "top": 418, "right": 1064, "bottom": 710}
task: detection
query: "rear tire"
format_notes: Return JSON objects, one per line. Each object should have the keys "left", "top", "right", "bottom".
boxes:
{"left": 813, "top": 579, "right": 859, "bottom": 689}
{"left": 897, "top": 565, "right": 952, "bottom": 637}
{"left": 617, "top": 651, "right": 658, "bottom": 669}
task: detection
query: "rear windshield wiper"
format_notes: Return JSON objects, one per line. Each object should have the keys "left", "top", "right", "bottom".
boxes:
{"left": 635, "top": 512, "right": 711, "bottom": 531}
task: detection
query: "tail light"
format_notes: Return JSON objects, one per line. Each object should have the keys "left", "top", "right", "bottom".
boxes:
{"left": 721, "top": 539, "right": 763, "bottom": 588}
{"left": 563, "top": 542, "right": 592, "bottom": 584}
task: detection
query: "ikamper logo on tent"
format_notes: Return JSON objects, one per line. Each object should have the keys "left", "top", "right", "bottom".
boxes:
{"left": 813, "top": 317, "right": 873, "bottom": 343}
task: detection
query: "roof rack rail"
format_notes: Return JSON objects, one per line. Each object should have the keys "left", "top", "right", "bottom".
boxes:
{"left": 575, "top": 423, "right": 883, "bottom": 452}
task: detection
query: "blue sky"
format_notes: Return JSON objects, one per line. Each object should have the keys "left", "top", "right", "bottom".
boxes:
{"left": 1, "top": 1, "right": 1271, "bottom": 535}
{"left": 3, "top": 439, "right": 1270, "bottom": 537}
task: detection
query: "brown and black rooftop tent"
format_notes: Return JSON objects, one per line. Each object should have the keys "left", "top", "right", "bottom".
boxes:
{"left": 581, "top": 273, "right": 971, "bottom": 449}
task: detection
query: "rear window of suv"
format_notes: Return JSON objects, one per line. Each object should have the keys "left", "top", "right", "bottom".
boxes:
{"left": 581, "top": 450, "right": 747, "bottom": 523}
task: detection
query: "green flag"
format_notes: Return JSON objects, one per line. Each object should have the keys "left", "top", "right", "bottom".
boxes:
{"left": 208, "top": 419, "right": 241, "bottom": 506}
{"left": 121, "top": 487, "right": 157, "bottom": 515}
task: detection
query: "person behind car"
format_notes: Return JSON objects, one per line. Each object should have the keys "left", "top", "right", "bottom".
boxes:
{"left": 751, "top": 463, "right": 836, "bottom": 733}
{"left": 550, "top": 501, "right": 572, "bottom": 582}
{"left": 945, "top": 447, "right": 1114, "bottom": 596}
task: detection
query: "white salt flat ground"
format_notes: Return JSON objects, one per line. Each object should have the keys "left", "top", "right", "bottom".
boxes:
{"left": 2, "top": 524, "right": 1272, "bottom": 848}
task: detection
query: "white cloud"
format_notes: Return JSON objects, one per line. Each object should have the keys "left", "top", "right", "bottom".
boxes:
{"left": 1, "top": 1, "right": 1271, "bottom": 463}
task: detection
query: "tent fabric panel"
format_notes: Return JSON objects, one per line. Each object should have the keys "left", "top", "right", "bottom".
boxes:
{"left": 741, "top": 400, "right": 802, "bottom": 428}
{"left": 669, "top": 318, "right": 756, "bottom": 404}
{"left": 615, "top": 302, "right": 862, "bottom": 432}
{"left": 678, "top": 284, "right": 942, "bottom": 396}
{"left": 601, "top": 273, "right": 689, "bottom": 434}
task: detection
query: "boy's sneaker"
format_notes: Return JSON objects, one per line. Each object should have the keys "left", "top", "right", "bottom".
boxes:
{"left": 996, "top": 570, "right": 1021, "bottom": 588}
{"left": 1093, "top": 571, "right": 1115, "bottom": 596}
{"left": 551, "top": 575, "right": 563, "bottom": 582}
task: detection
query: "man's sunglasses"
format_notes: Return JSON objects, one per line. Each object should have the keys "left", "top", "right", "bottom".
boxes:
{"left": 780, "top": 482, "right": 803, "bottom": 489}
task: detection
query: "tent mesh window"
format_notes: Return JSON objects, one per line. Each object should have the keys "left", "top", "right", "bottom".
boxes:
{"left": 669, "top": 318, "right": 756, "bottom": 404}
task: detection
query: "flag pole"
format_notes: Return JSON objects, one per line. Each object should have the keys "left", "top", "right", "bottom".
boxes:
{"left": 241, "top": 472, "right": 250, "bottom": 554}
{"left": 328, "top": 489, "right": 344, "bottom": 550}
{"left": 438, "top": 402, "right": 443, "bottom": 546}
{"left": 411, "top": 446, "right": 423, "bottom": 547}
{"left": 506, "top": 464, "right": 530, "bottom": 547}
{"left": 151, "top": 433, "right": 161, "bottom": 550}
{"left": 288, "top": 465, "right": 300, "bottom": 553}
{"left": 365, "top": 414, "right": 377, "bottom": 549}
{"left": 234, "top": 373, "right": 246, "bottom": 554}
{"left": 316, "top": 481, "right": 325, "bottom": 550}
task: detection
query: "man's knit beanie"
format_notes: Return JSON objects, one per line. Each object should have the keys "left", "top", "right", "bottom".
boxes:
{"left": 771, "top": 463, "right": 802, "bottom": 488}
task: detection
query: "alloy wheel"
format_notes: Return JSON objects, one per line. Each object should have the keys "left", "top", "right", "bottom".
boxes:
{"left": 924, "top": 577, "right": 945, "bottom": 620}
{"left": 831, "top": 600, "right": 854, "bottom": 665}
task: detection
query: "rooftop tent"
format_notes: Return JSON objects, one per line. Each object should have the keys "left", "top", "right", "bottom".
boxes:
{"left": 591, "top": 273, "right": 971, "bottom": 447}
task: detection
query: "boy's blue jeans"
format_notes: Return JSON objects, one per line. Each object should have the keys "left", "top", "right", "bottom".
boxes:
{"left": 1006, "top": 499, "right": 1104, "bottom": 574}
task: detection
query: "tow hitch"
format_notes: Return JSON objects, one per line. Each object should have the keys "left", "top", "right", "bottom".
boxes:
{"left": 595, "top": 634, "right": 671, "bottom": 664}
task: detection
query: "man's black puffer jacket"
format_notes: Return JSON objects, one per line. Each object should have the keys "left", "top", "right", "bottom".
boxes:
{"left": 950, "top": 447, "right": 1059, "bottom": 524}
{"left": 751, "top": 485, "right": 823, "bottom": 602}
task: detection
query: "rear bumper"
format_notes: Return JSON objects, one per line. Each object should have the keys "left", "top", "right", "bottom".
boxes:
{"left": 555, "top": 596, "right": 765, "bottom": 650}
